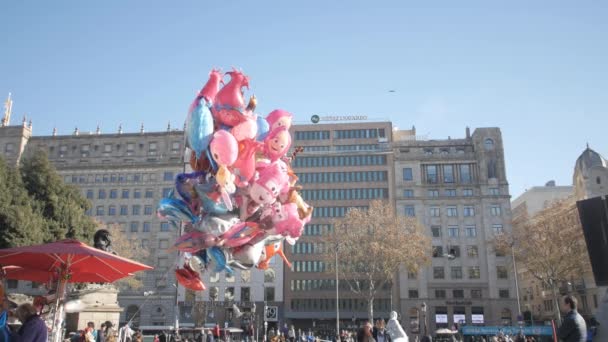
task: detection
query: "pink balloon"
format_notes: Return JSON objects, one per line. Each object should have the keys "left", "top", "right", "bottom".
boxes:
{"left": 263, "top": 127, "right": 292, "bottom": 162}
{"left": 231, "top": 117, "right": 258, "bottom": 142}
{"left": 231, "top": 139, "right": 262, "bottom": 187}
{"left": 266, "top": 109, "right": 293, "bottom": 131}
{"left": 213, "top": 69, "right": 250, "bottom": 126}
{"left": 188, "top": 69, "right": 223, "bottom": 114}
{"left": 210, "top": 130, "right": 238, "bottom": 166}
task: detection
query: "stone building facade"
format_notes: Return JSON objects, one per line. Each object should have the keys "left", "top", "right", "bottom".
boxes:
{"left": 394, "top": 127, "right": 518, "bottom": 336}
{"left": 0, "top": 120, "right": 283, "bottom": 328}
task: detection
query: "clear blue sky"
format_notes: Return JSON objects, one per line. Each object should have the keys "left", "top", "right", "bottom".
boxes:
{"left": 1, "top": 1, "right": 607, "bottom": 198}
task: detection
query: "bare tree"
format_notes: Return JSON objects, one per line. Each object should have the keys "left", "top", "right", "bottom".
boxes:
{"left": 493, "top": 197, "right": 592, "bottom": 323}
{"left": 324, "top": 200, "right": 431, "bottom": 321}
{"left": 103, "top": 223, "right": 151, "bottom": 290}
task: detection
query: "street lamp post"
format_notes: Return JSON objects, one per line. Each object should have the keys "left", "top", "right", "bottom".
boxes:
{"left": 421, "top": 302, "right": 427, "bottom": 338}
{"left": 335, "top": 243, "right": 340, "bottom": 340}
{"left": 264, "top": 320, "right": 268, "bottom": 342}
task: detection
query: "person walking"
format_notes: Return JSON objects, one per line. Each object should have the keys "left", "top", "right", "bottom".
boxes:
{"left": 288, "top": 325, "right": 296, "bottom": 342}
{"left": 98, "top": 322, "right": 107, "bottom": 342}
{"left": 558, "top": 295, "right": 587, "bottom": 342}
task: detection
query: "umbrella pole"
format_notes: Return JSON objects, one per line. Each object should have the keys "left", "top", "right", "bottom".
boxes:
{"left": 51, "top": 277, "right": 67, "bottom": 342}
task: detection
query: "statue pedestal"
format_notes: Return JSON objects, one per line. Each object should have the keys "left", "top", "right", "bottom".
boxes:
{"left": 64, "top": 285, "right": 122, "bottom": 333}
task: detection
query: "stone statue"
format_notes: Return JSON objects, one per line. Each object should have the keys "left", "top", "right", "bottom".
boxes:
{"left": 94, "top": 229, "right": 116, "bottom": 255}
{"left": 386, "top": 311, "right": 409, "bottom": 342}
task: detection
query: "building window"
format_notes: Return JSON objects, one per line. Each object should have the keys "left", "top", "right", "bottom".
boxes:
{"left": 409, "top": 290, "right": 419, "bottom": 299}
{"left": 163, "top": 172, "right": 173, "bottom": 181}
{"left": 403, "top": 189, "right": 414, "bottom": 198}
{"left": 471, "top": 289, "right": 482, "bottom": 299}
{"left": 134, "top": 189, "right": 141, "bottom": 199}
{"left": 404, "top": 206, "right": 415, "bottom": 217}
{"left": 435, "top": 290, "right": 446, "bottom": 299}
{"left": 130, "top": 222, "right": 138, "bottom": 232}
{"left": 491, "top": 205, "right": 502, "bottom": 216}
{"left": 160, "top": 222, "right": 170, "bottom": 232}
{"left": 446, "top": 207, "right": 458, "bottom": 217}
{"left": 451, "top": 267, "right": 463, "bottom": 279}
{"left": 265, "top": 287, "right": 275, "bottom": 302}
{"left": 226, "top": 273, "right": 235, "bottom": 283}
{"left": 463, "top": 206, "right": 475, "bottom": 217}
{"left": 162, "top": 188, "right": 172, "bottom": 197}
{"left": 497, "top": 266, "right": 509, "bottom": 279}
{"left": 484, "top": 138, "right": 495, "bottom": 150}
{"left": 241, "top": 287, "right": 251, "bottom": 302}
{"left": 149, "top": 142, "right": 158, "bottom": 152}
{"left": 459, "top": 164, "right": 472, "bottom": 183}
{"left": 448, "top": 226, "right": 459, "bottom": 238}
{"left": 264, "top": 269, "right": 276, "bottom": 283}
{"left": 453, "top": 289, "right": 465, "bottom": 298}
{"left": 433, "top": 246, "right": 444, "bottom": 258}
{"left": 408, "top": 271, "right": 417, "bottom": 279}
{"left": 431, "top": 226, "right": 442, "bottom": 238}
{"left": 86, "top": 190, "right": 93, "bottom": 199}
{"left": 241, "top": 270, "right": 251, "bottom": 283}
{"left": 132, "top": 205, "right": 141, "bottom": 215}
{"left": 171, "top": 142, "right": 181, "bottom": 152}
{"left": 96, "top": 206, "right": 104, "bottom": 216}
{"left": 109, "top": 189, "right": 117, "bottom": 199}
{"left": 145, "top": 189, "right": 154, "bottom": 198}
{"left": 144, "top": 206, "right": 153, "bottom": 216}
{"left": 120, "top": 205, "right": 128, "bottom": 216}
{"left": 445, "top": 189, "right": 456, "bottom": 197}
{"left": 462, "top": 189, "right": 473, "bottom": 196}
{"left": 492, "top": 224, "right": 504, "bottom": 235}
{"left": 126, "top": 143, "right": 135, "bottom": 152}
{"left": 443, "top": 165, "right": 454, "bottom": 183}
{"left": 4, "top": 143, "right": 15, "bottom": 154}
{"left": 428, "top": 189, "right": 439, "bottom": 198}
{"left": 469, "top": 267, "right": 481, "bottom": 279}
{"left": 225, "top": 287, "right": 235, "bottom": 301}
{"left": 122, "top": 189, "right": 129, "bottom": 199}
{"left": 108, "top": 206, "right": 116, "bottom": 216}
{"left": 465, "top": 226, "right": 477, "bottom": 237}
{"left": 403, "top": 168, "right": 413, "bottom": 181}
{"left": 433, "top": 267, "right": 445, "bottom": 279}
{"left": 7, "top": 280, "right": 18, "bottom": 289}
{"left": 499, "top": 289, "right": 510, "bottom": 299}
{"left": 489, "top": 188, "right": 500, "bottom": 195}
{"left": 425, "top": 165, "right": 438, "bottom": 184}
{"left": 98, "top": 189, "right": 106, "bottom": 199}
{"left": 448, "top": 246, "right": 461, "bottom": 257}
{"left": 158, "top": 239, "right": 169, "bottom": 249}
{"left": 429, "top": 207, "right": 441, "bottom": 217}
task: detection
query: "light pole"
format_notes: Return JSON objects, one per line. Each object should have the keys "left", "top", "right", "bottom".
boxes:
{"left": 264, "top": 320, "right": 268, "bottom": 342}
{"left": 511, "top": 244, "right": 522, "bottom": 319}
{"left": 420, "top": 302, "right": 427, "bottom": 338}
{"left": 335, "top": 243, "right": 340, "bottom": 340}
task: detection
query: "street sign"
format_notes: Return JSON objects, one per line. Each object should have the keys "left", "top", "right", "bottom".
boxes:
{"left": 265, "top": 306, "right": 278, "bottom": 322}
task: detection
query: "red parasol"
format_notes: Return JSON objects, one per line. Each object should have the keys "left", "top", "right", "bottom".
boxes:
{"left": 0, "top": 239, "right": 151, "bottom": 283}
{"left": 0, "top": 239, "right": 153, "bottom": 342}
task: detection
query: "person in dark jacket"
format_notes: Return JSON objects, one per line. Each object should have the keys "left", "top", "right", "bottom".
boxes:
{"left": 558, "top": 295, "right": 587, "bottom": 342}
{"left": 372, "top": 320, "right": 391, "bottom": 342}
{"left": 12, "top": 303, "right": 48, "bottom": 342}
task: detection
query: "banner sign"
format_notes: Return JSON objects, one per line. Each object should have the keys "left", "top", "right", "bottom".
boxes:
{"left": 462, "top": 326, "right": 553, "bottom": 336}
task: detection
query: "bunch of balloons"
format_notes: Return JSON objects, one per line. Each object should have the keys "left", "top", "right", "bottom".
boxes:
{"left": 157, "top": 68, "right": 313, "bottom": 291}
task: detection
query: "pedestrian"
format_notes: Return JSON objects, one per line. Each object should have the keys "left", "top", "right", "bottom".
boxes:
{"left": 104, "top": 321, "right": 117, "bottom": 342}
{"left": 357, "top": 321, "right": 375, "bottom": 342}
{"left": 98, "top": 322, "right": 107, "bottom": 342}
{"left": 213, "top": 324, "right": 220, "bottom": 341}
{"left": 558, "top": 295, "right": 587, "bottom": 342}
{"left": 288, "top": 325, "right": 296, "bottom": 342}
{"left": 154, "top": 335, "right": 160, "bottom": 342}
{"left": 134, "top": 331, "right": 143, "bottom": 342}
{"left": 372, "top": 320, "right": 391, "bottom": 342}
{"left": 89, "top": 322, "right": 99, "bottom": 342}
{"left": 12, "top": 303, "right": 47, "bottom": 342}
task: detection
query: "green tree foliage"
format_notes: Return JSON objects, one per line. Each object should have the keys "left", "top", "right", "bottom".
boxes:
{"left": 0, "top": 157, "right": 48, "bottom": 248}
{"left": 0, "top": 150, "right": 97, "bottom": 248}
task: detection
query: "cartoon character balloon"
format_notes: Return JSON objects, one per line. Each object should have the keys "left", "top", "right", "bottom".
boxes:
{"left": 157, "top": 68, "right": 313, "bottom": 291}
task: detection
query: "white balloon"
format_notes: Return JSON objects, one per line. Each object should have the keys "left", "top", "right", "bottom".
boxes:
{"left": 64, "top": 299, "right": 87, "bottom": 313}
